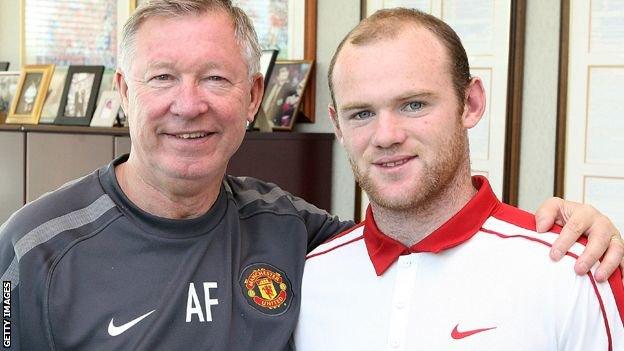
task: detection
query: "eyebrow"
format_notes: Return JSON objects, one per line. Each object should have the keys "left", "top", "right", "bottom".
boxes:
{"left": 338, "top": 91, "right": 436, "bottom": 113}
{"left": 145, "top": 61, "right": 223, "bottom": 72}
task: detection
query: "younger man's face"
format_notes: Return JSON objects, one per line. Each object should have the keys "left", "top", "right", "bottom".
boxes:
{"left": 329, "top": 27, "right": 472, "bottom": 211}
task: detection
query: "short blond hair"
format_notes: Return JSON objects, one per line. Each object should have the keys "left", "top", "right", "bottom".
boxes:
{"left": 118, "top": 0, "right": 261, "bottom": 79}
{"left": 328, "top": 8, "right": 471, "bottom": 107}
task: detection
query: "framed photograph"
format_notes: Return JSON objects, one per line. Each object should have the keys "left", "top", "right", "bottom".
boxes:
{"left": 0, "top": 71, "right": 21, "bottom": 123}
{"left": 39, "top": 67, "right": 68, "bottom": 124}
{"left": 261, "top": 60, "right": 313, "bottom": 131}
{"left": 0, "top": 62, "right": 9, "bottom": 71}
{"left": 6, "top": 64, "right": 54, "bottom": 125}
{"left": 54, "top": 65, "right": 104, "bottom": 126}
{"left": 90, "top": 91, "right": 121, "bottom": 128}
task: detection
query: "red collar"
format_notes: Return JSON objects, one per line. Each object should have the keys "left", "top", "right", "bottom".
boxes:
{"left": 363, "top": 176, "right": 501, "bottom": 276}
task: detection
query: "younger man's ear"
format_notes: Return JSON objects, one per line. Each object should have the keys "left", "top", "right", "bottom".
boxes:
{"left": 461, "top": 77, "right": 486, "bottom": 129}
{"left": 328, "top": 104, "right": 343, "bottom": 143}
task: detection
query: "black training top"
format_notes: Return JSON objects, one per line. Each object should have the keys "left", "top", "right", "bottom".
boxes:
{"left": 0, "top": 154, "right": 353, "bottom": 350}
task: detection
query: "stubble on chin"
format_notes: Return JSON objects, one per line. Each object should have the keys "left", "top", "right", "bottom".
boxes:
{"left": 349, "top": 134, "right": 467, "bottom": 212}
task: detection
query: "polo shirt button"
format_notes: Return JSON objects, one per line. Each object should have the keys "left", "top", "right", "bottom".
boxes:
{"left": 391, "top": 339, "right": 400, "bottom": 348}
{"left": 401, "top": 260, "right": 411, "bottom": 267}
{"left": 395, "top": 301, "right": 405, "bottom": 309}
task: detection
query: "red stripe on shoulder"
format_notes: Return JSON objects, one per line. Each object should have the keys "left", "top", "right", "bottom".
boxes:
{"left": 482, "top": 228, "right": 615, "bottom": 348}
{"left": 323, "top": 221, "right": 364, "bottom": 244}
{"left": 306, "top": 235, "right": 364, "bottom": 260}
{"left": 608, "top": 268, "right": 624, "bottom": 326}
{"left": 493, "top": 202, "right": 562, "bottom": 234}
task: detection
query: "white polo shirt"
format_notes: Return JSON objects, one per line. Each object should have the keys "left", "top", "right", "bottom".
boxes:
{"left": 295, "top": 177, "right": 624, "bottom": 351}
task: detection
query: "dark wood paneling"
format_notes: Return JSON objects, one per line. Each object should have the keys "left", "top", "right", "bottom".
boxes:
{"left": 228, "top": 132, "right": 334, "bottom": 211}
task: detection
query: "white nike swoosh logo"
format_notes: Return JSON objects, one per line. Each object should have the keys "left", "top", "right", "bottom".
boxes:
{"left": 108, "top": 309, "right": 156, "bottom": 336}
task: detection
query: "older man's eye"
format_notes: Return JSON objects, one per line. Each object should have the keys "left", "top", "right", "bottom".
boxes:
{"left": 151, "top": 74, "right": 171, "bottom": 81}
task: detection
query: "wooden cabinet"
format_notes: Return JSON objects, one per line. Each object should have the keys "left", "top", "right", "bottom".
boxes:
{"left": 228, "top": 133, "right": 334, "bottom": 212}
{"left": 0, "top": 126, "right": 333, "bottom": 223}
{"left": 0, "top": 131, "right": 24, "bottom": 222}
{"left": 26, "top": 133, "right": 113, "bottom": 202}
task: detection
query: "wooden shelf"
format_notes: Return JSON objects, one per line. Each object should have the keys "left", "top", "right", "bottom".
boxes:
{"left": 0, "top": 123, "right": 335, "bottom": 141}
{"left": 0, "top": 123, "right": 130, "bottom": 136}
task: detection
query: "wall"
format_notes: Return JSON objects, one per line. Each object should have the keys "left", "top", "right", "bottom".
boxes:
{"left": 294, "top": 0, "right": 360, "bottom": 220}
{"left": 0, "top": 0, "right": 20, "bottom": 68}
{"left": 517, "top": 0, "right": 560, "bottom": 211}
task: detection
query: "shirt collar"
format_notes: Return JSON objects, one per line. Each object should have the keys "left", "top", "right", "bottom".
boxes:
{"left": 363, "top": 176, "right": 500, "bottom": 276}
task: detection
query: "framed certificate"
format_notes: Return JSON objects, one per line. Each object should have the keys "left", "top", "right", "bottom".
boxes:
{"left": 557, "top": 0, "right": 624, "bottom": 231}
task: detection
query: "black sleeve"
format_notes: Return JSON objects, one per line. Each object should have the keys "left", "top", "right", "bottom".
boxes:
{"left": 286, "top": 194, "right": 355, "bottom": 252}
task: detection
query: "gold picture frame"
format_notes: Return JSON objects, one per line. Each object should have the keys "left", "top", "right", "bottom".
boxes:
{"left": 6, "top": 64, "right": 55, "bottom": 125}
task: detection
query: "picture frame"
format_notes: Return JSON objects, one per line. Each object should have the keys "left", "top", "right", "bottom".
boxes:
{"left": 54, "top": 65, "right": 104, "bottom": 126}
{"left": 0, "top": 71, "right": 21, "bottom": 123}
{"left": 261, "top": 60, "right": 313, "bottom": 131}
{"left": 249, "top": 49, "right": 279, "bottom": 131}
{"left": 6, "top": 64, "right": 54, "bottom": 125}
{"left": 260, "top": 50, "right": 279, "bottom": 93}
{"left": 39, "top": 67, "right": 68, "bottom": 124}
{"left": 0, "top": 62, "right": 9, "bottom": 71}
{"left": 90, "top": 91, "right": 121, "bottom": 128}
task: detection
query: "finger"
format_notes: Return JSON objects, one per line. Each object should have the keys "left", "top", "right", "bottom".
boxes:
{"left": 550, "top": 210, "right": 593, "bottom": 261}
{"left": 571, "top": 216, "right": 615, "bottom": 275}
{"left": 594, "top": 234, "right": 624, "bottom": 282}
{"left": 535, "top": 197, "right": 565, "bottom": 233}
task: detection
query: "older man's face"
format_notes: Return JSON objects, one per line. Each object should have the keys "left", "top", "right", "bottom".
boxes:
{"left": 118, "top": 11, "right": 262, "bottom": 183}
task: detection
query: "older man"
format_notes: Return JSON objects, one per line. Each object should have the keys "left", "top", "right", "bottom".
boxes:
{"left": 0, "top": 1, "right": 621, "bottom": 350}
{"left": 296, "top": 8, "right": 624, "bottom": 350}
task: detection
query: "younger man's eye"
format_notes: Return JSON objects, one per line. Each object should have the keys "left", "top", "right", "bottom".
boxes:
{"left": 403, "top": 101, "right": 424, "bottom": 111}
{"left": 353, "top": 110, "right": 374, "bottom": 120}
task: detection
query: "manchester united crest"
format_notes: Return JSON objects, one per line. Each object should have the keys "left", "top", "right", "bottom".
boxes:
{"left": 240, "top": 263, "right": 293, "bottom": 315}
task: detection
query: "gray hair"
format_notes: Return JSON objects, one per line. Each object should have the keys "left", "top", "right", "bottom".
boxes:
{"left": 118, "top": 0, "right": 261, "bottom": 79}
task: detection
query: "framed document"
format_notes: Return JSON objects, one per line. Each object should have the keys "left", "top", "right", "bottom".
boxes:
{"left": 557, "top": 0, "right": 624, "bottom": 231}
